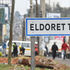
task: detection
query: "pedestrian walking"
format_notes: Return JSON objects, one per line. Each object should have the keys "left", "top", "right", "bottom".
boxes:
{"left": 61, "top": 41, "right": 70, "bottom": 59}
{"left": 19, "top": 45, "right": 22, "bottom": 55}
{"left": 13, "top": 43, "right": 18, "bottom": 57}
{"left": 35, "top": 42, "right": 38, "bottom": 56}
{"left": 21, "top": 45, "right": 25, "bottom": 55}
{"left": 35, "top": 46, "right": 38, "bottom": 56}
{"left": 3, "top": 42, "right": 6, "bottom": 56}
{"left": 19, "top": 45, "right": 25, "bottom": 55}
{"left": 44, "top": 45, "right": 48, "bottom": 57}
{"left": 51, "top": 42, "right": 58, "bottom": 59}
{"left": 22, "top": 47, "right": 25, "bottom": 55}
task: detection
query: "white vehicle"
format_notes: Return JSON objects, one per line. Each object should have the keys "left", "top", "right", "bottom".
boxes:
{"left": 0, "top": 45, "right": 3, "bottom": 53}
{"left": 6, "top": 41, "right": 31, "bottom": 56}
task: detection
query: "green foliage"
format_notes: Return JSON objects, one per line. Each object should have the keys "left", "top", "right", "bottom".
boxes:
{"left": 0, "top": 52, "right": 2, "bottom": 56}
{"left": 0, "top": 64, "right": 14, "bottom": 70}
{"left": 0, "top": 64, "right": 51, "bottom": 70}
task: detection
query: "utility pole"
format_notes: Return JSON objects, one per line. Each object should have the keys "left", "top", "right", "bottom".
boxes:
{"left": 68, "top": 37, "right": 70, "bottom": 48}
{"left": 30, "top": 0, "right": 35, "bottom": 70}
{"left": 36, "top": 0, "right": 38, "bottom": 17}
{"left": 22, "top": 19, "right": 25, "bottom": 41}
{"left": 49, "top": 0, "right": 50, "bottom": 9}
{"left": 40, "top": 0, "right": 45, "bottom": 17}
{"left": 8, "top": 0, "right": 15, "bottom": 65}
{"left": 40, "top": 0, "right": 45, "bottom": 55}
{"left": 36, "top": 0, "right": 39, "bottom": 55}
{"left": 30, "top": 0, "right": 33, "bottom": 17}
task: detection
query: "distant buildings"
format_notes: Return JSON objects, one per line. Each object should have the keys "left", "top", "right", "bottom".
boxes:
{"left": 3, "top": 11, "right": 24, "bottom": 41}
{"left": 13, "top": 11, "right": 23, "bottom": 41}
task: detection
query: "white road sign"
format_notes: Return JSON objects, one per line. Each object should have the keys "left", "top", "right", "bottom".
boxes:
{"left": 26, "top": 18, "right": 70, "bottom": 36}
{"left": 46, "top": 13, "right": 61, "bottom": 18}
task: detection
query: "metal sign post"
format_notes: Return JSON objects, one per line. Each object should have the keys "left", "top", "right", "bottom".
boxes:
{"left": 31, "top": 37, "right": 35, "bottom": 70}
{"left": 30, "top": 0, "right": 35, "bottom": 70}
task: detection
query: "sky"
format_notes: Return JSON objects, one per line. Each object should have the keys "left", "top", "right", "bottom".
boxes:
{"left": 15, "top": 0, "right": 70, "bottom": 15}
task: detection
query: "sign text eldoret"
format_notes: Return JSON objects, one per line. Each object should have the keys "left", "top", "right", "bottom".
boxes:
{"left": 26, "top": 18, "right": 70, "bottom": 36}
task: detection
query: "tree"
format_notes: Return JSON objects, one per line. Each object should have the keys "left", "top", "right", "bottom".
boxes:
{"left": 55, "top": 3, "right": 63, "bottom": 13}
{"left": 8, "top": 0, "right": 15, "bottom": 65}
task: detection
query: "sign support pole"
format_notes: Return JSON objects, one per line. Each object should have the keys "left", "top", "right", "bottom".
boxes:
{"left": 40, "top": 0, "right": 45, "bottom": 56}
{"left": 31, "top": 37, "right": 35, "bottom": 70}
{"left": 30, "top": 0, "right": 35, "bottom": 70}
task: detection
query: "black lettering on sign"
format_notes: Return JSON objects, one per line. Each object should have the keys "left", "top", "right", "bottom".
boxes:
{"left": 35, "top": 24, "right": 39, "bottom": 31}
{"left": 61, "top": 24, "right": 65, "bottom": 30}
{"left": 68, "top": 23, "right": 70, "bottom": 30}
{"left": 57, "top": 24, "right": 60, "bottom": 30}
{"left": 51, "top": 24, "right": 55, "bottom": 30}
{"left": 30, "top": 24, "right": 34, "bottom": 31}
{"left": 45, "top": 24, "right": 50, "bottom": 30}
{"left": 40, "top": 24, "right": 44, "bottom": 30}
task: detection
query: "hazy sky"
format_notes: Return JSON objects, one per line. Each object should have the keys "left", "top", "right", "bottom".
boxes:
{"left": 15, "top": 0, "right": 70, "bottom": 15}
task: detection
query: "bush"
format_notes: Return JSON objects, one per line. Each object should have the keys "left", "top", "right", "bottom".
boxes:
{"left": 0, "top": 52, "right": 2, "bottom": 56}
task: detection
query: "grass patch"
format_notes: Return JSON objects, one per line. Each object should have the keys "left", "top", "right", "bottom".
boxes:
{"left": 0, "top": 64, "right": 14, "bottom": 70}
{"left": 0, "top": 64, "right": 52, "bottom": 70}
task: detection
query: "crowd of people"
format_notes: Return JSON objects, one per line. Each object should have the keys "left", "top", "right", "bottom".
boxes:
{"left": 2, "top": 42, "right": 39, "bottom": 57}
{"left": 2, "top": 40, "right": 70, "bottom": 59}
{"left": 45, "top": 41, "right": 70, "bottom": 60}
{"left": 12, "top": 43, "right": 25, "bottom": 57}
{"left": 2, "top": 42, "right": 25, "bottom": 57}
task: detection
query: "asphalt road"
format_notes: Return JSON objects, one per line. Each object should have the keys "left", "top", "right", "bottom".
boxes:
{"left": 48, "top": 57, "right": 70, "bottom": 66}
{"left": 55, "top": 58, "right": 70, "bottom": 66}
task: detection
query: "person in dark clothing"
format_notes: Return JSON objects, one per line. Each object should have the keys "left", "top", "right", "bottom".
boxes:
{"left": 44, "top": 45, "right": 48, "bottom": 56}
{"left": 51, "top": 42, "right": 58, "bottom": 59}
{"left": 13, "top": 43, "right": 18, "bottom": 57}
{"left": 22, "top": 47, "right": 25, "bottom": 55}
{"left": 20, "top": 45, "right": 25, "bottom": 55}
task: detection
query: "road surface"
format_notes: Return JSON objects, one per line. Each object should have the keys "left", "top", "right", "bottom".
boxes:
{"left": 48, "top": 57, "right": 70, "bottom": 66}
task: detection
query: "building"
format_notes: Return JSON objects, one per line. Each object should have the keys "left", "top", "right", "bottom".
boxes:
{"left": 13, "top": 11, "right": 23, "bottom": 41}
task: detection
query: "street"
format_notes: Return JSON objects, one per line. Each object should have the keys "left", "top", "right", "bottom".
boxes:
{"left": 48, "top": 57, "right": 70, "bottom": 66}
{"left": 55, "top": 58, "right": 70, "bottom": 66}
